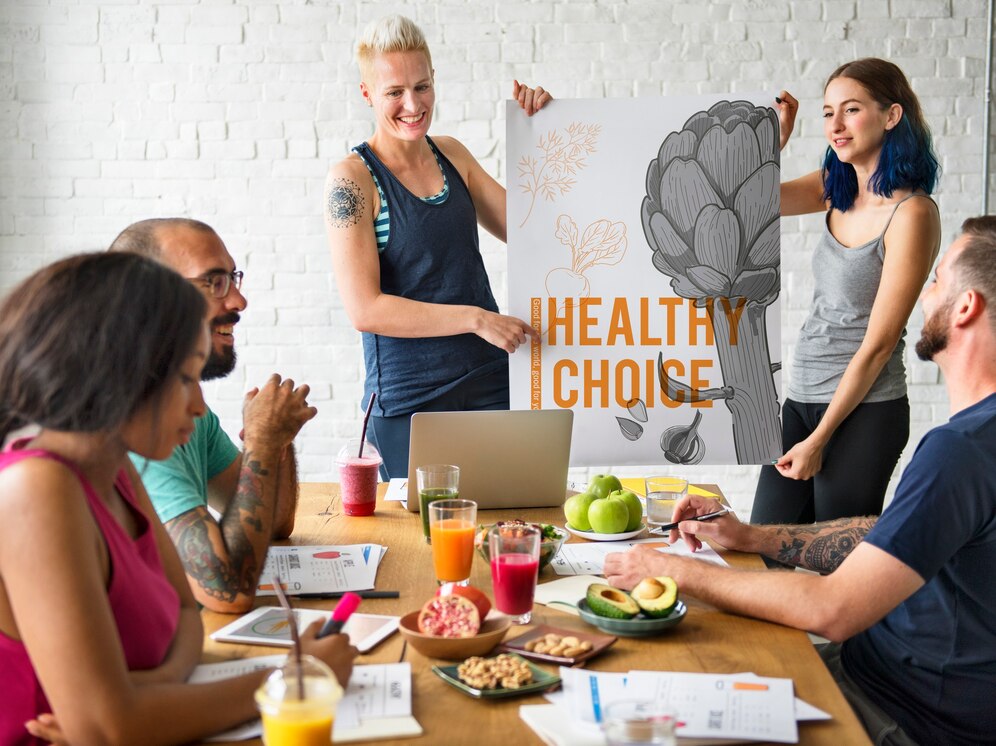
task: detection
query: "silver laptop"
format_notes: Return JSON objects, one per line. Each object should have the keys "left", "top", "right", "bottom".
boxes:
{"left": 405, "top": 409, "right": 574, "bottom": 511}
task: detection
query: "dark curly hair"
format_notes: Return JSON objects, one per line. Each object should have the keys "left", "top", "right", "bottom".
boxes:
{"left": 0, "top": 252, "right": 206, "bottom": 444}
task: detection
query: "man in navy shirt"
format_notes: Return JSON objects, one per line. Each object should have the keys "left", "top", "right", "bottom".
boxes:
{"left": 606, "top": 216, "right": 996, "bottom": 746}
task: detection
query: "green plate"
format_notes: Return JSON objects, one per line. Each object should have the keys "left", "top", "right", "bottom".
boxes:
{"left": 432, "top": 654, "right": 561, "bottom": 699}
{"left": 576, "top": 599, "right": 687, "bottom": 637}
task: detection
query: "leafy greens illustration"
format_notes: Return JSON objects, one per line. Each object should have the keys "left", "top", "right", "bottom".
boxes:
{"left": 517, "top": 122, "right": 600, "bottom": 227}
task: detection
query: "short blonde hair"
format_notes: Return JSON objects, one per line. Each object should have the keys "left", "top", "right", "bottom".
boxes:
{"left": 356, "top": 15, "right": 433, "bottom": 84}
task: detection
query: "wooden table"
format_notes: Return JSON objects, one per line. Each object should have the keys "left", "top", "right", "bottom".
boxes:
{"left": 199, "top": 484, "right": 869, "bottom": 745}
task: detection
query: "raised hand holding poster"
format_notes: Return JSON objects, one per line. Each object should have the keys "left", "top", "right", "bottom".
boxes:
{"left": 507, "top": 94, "right": 782, "bottom": 466}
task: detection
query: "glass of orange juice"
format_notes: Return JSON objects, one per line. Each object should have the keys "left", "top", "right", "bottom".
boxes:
{"left": 255, "top": 655, "right": 342, "bottom": 746}
{"left": 428, "top": 499, "right": 477, "bottom": 586}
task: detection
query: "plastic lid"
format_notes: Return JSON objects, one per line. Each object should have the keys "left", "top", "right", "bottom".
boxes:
{"left": 255, "top": 654, "right": 343, "bottom": 709}
{"left": 336, "top": 438, "right": 382, "bottom": 465}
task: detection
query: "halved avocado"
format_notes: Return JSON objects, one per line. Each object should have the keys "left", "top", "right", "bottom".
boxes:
{"left": 630, "top": 576, "right": 678, "bottom": 618}
{"left": 586, "top": 583, "right": 639, "bottom": 619}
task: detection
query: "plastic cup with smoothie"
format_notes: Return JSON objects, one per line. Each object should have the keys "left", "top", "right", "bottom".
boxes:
{"left": 255, "top": 655, "right": 343, "bottom": 746}
{"left": 336, "top": 440, "right": 382, "bottom": 517}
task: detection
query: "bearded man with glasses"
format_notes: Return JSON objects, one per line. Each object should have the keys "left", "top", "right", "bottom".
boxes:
{"left": 110, "top": 218, "right": 317, "bottom": 613}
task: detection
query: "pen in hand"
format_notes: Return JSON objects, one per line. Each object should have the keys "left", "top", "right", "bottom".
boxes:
{"left": 656, "top": 507, "right": 732, "bottom": 533}
{"left": 317, "top": 592, "right": 362, "bottom": 638}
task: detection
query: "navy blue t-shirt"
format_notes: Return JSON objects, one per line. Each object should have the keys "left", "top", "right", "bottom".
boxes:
{"left": 843, "top": 393, "right": 996, "bottom": 745}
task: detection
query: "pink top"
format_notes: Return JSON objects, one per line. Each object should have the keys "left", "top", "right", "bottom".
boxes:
{"left": 0, "top": 448, "right": 180, "bottom": 746}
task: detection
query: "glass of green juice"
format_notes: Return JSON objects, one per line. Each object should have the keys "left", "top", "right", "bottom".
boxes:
{"left": 416, "top": 464, "right": 460, "bottom": 543}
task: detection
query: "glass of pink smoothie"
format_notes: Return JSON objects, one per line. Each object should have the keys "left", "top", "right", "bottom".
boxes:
{"left": 489, "top": 524, "right": 541, "bottom": 624}
{"left": 336, "top": 440, "right": 382, "bottom": 517}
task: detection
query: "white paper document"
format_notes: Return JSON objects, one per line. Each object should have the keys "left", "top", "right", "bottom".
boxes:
{"left": 188, "top": 655, "right": 283, "bottom": 742}
{"left": 627, "top": 670, "right": 798, "bottom": 743}
{"left": 190, "top": 659, "right": 420, "bottom": 743}
{"left": 525, "top": 667, "right": 808, "bottom": 744}
{"left": 255, "top": 544, "right": 385, "bottom": 596}
{"left": 385, "top": 477, "right": 408, "bottom": 502}
{"left": 534, "top": 574, "right": 606, "bottom": 615}
{"left": 334, "top": 663, "right": 422, "bottom": 742}
{"left": 550, "top": 537, "right": 728, "bottom": 576}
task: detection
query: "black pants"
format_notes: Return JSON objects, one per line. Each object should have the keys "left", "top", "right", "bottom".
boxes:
{"left": 751, "top": 396, "right": 910, "bottom": 525}
{"left": 367, "top": 369, "right": 510, "bottom": 480}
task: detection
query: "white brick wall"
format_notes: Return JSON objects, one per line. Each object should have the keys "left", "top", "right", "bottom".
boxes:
{"left": 1, "top": 0, "right": 991, "bottom": 517}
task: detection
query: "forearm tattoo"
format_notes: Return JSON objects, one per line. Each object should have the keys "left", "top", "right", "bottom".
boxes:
{"left": 771, "top": 517, "right": 876, "bottom": 574}
{"left": 326, "top": 178, "right": 365, "bottom": 228}
{"left": 165, "top": 455, "right": 271, "bottom": 603}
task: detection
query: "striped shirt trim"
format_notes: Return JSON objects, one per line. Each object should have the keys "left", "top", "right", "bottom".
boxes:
{"left": 353, "top": 140, "right": 451, "bottom": 253}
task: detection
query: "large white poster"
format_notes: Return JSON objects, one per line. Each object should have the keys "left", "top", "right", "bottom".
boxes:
{"left": 507, "top": 94, "right": 782, "bottom": 466}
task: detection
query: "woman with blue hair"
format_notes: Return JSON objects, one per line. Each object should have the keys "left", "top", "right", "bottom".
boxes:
{"left": 752, "top": 58, "right": 941, "bottom": 527}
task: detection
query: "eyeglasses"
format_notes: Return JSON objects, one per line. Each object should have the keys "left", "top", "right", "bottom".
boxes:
{"left": 189, "top": 270, "right": 243, "bottom": 299}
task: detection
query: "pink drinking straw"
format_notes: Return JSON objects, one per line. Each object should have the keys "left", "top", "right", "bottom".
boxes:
{"left": 358, "top": 392, "right": 376, "bottom": 458}
{"left": 271, "top": 574, "right": 305, "bottom": 700}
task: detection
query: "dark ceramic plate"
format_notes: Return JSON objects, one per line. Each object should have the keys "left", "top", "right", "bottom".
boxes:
{"left": 432, "top": 654, "right": 561, "bottom": 699}
{"left": 576, "top": 599, "right": 687, "bottom": 637}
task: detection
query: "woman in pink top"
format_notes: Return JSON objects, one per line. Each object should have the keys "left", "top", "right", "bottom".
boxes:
{"left": 0, "top": 253, "right": 355, "bottom": 745}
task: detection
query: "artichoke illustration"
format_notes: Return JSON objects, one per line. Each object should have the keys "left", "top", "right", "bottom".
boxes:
{"left": 641, "top": 100, "right": 782, "bottom": 464}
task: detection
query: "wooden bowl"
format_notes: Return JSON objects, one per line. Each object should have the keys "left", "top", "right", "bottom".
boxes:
{"left": 398, "top": 611, "right": 512, "bottom": 661}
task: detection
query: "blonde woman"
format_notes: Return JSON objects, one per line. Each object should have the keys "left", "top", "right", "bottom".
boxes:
{"left": 325, "top": 15, "right": 549, "bottom": 478}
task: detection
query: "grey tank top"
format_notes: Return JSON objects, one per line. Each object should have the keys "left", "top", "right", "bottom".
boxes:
{"left": 788, "top": 195, "right": 931, "bottom": 403}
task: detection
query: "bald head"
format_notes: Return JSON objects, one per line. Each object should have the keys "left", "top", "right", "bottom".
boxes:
{"left": 109, "top": 217, "right": 246, "bottom": 381}
{"left": 109, "top": 218, "right": 219, "bottom": 264}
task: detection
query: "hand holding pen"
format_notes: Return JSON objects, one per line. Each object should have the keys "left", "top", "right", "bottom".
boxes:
{"left": 665, "top": 495, "right": 743, "bottom": 552}
{"left": 272, "top": 578, "right": 359, "bottom": 687}
{"left": 318, "top": 592, "right": 362, "bottom": 638}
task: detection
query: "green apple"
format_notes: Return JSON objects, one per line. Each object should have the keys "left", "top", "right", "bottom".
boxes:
{"left": 564, "top": 492, "right": 598, "bottom": 531}
{"left": 609, "top": 489, "right": 644, "bottom": 532}
{"left": 588, "top": 474, "right": 623, "bottom": 500}
{"left": 588, "top": 496, "right": 630, "bottom": 534}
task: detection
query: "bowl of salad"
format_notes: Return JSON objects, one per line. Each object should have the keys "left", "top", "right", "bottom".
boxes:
{"left": 475, "top": 520, "right": 568, "bottom": 573}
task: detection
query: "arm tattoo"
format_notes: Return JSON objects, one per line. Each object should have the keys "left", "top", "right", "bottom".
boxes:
{"left": 166, "top": 511, "right": 256, "bottom": 603}
{"left": 326, "top": 178, "right": 365, "bottom": 228}
{"left": 769, "top": 517, "right": 876, "bottom": 574}
{"left": 165, "top": 455, "right": 271, "bottom": 603}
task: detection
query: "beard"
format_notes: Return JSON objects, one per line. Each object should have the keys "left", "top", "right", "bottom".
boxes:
{"left": 201, "top": 346, "right": 236, "bottom": 381}
{"left": 915, "top": 302, "right": 950, "bottom": 361}
{"left": 200, "top": 312, "right": 239, "bottom": 381}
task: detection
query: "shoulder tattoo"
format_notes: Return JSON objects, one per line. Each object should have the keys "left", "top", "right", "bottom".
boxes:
{"left": 326, "top": 177, "right": 365, "bottom": 228}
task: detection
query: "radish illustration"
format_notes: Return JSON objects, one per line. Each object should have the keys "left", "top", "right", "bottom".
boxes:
{"left": 545, "top": 214, "right": 627, "bottom": 311}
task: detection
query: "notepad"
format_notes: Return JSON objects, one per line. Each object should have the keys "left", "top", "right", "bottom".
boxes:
{"left": 619, "top": 478, "right": 719, "bottom": 499}
{"left": 190, "top": 659, "right": 421, "bottom": 743}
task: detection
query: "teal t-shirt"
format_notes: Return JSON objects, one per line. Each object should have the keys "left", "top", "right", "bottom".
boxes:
{"left": 130, "top": 406, "right": 241, "bottom": 524}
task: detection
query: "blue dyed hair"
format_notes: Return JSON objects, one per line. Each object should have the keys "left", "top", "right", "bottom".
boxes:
{"left": 820, "top": 58, "right": 939, "bottom": 212}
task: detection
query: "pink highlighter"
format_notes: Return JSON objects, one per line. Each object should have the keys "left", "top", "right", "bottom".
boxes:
{"left": 317, "top": 592, "right": 362, "bottom": 638}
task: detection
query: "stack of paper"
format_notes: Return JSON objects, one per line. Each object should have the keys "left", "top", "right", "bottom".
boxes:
{"left": 191, "top": 659, "right": 421, "bottom": 743}
{"left": 521, "top": 668, "right": 831, "bottom": 745}
{"left": 256, "top": 544, "right": 387, "bottom": 596}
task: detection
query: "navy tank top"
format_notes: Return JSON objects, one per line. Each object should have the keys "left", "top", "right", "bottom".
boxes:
{"left": 353, "top": 137, "right": 507, "bottom": 417}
